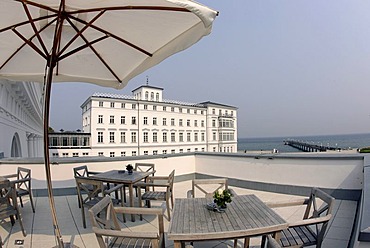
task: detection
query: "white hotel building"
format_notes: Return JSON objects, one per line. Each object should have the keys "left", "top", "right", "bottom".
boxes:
{"left": 50, "top": 85, "right": 238, "bottom": 157}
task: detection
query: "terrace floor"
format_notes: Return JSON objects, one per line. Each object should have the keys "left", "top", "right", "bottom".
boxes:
{"left": 0, "top": 181, "right": 357, "bottom": 248}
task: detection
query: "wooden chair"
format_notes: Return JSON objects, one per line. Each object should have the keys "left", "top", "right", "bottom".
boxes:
{"left": 264, "top": 187, "right": 335, "bottom": 248}
{"left": 266, "top": 235, "right": 282, "bottom": 248}
{"left": 4, "top": 167, "right": 35, "bottom": 213}
{"left": 73, "top": 165, "right": 109, "bottom": 207}
{"left": 133, "top": 163, "right": 155, "bottom": 197}
{"left": 75, "top": 176, "right": 123, "bottom": 228}
{"left": 88, "top": 195, "right": 165, "bottom": 248}
{"left": 0, "top": 181, "right": 26, "bottom": 238}
{"left": 187, "top": 178, "right": 236, "bottom": 198}
{"left": 136, "top": 170, "right": 175, "bottom": 220}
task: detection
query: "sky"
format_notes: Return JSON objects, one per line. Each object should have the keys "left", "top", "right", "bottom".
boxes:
{"left": 50, "top": 0, "right": 370, "bottom": 138}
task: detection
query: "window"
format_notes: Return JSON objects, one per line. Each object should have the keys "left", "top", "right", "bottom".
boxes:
{"left": 201, "top": 110, "right": 204, "bottom": 115}
{"left": 179, "top": 133, "right": 184, "bottom": 142}
{"left": 153, "top": 150, "right": 158, "bottom": 155}
{"left": 171, "top": 132, "right": 176, "bottom": 142}
{"left": 83, "top": 152, "right": 89, "bottom": 156}
{"left": 72, "top": 137, "right": 78, "bottom": 146}
{"left": 143, "top": 132, "right": 149, "bottom": 143}
{"left": 202, "top": 148, "right": 205, "bottom": 152}
{"left": 171, "top": 149, "right": 175, "bottom": 154}
{"left": 98, "top": 152, "right": 104, "bottom": 156}
{"left": 144, "top": 151, "right": 148, "bottom": 155}
{"left": 109, "top": 115, "right": 114, "bottom": 124}
{"left": 187, "top": 119, "right": 190, "bottom": 127}
{"left": 151, "top": 92, "right": 154, "bottom": 100}
{"left": 162, "top": 150, "right": 167, "bottom": 154}
{"left": 219, "top": 109, "right": 222, "bottom": 115}
{"left": 131, "top": 132, "right": 137, "bottom": 143}
{"left": 110, "top": 102, "right": 115, "bottom": 108}
{"left": 110, "top": 132, "right": 115, "bottom": 143}
{"left": 212, "top": 119, "right": 216, "bottom": 127}
{"left": 195, "top": 148, "right": 198, "bottom": 151}
{"left": 98, "top": 115, "right": 103, "bottom": 124}
{"left": 171, "top": 118, "right": 175, "bottom": 126}
{"left": 231, "top": 111, "right": 233, "bottom": 116}
{"left": 153, "top": 117, "right": 157, "bottom": 125}
{"left": 156, "top": 93, "right": 159, "bottom": 101}
{"left": 98, "top": 131, "right": 103, "bottom": 143}
{"left": 121, "top": 103, "right": 125, "bottom": 108}
{"left": 132, "top": 151, "right": 137, "bottom": 156}
{"left": 110, "top": 152, "right": 115, "bottom": 157}
{"left": 187, "top": 132, "right": 191, "bottom": 142}
{"left": 163, "top": 132, "right": 167, "bottom": 142}
{"left": 201, "top": 132, "right": 205, "bottom": 141}
{"left": 143, "top": 117, "right": 148, "bottom": 125}
{"left": 194, "top": 109, "right": 197, "bottom": 114}
{"left": 179, "top": 119, "right": 183, "bottom": 126}
{"left": 213, "top": 147, "right": 216, "bottom": 152}
{"left": 99, "top": 101, "right": 103, "bottom": 107}
{"left": 121, "top": 116, "right": 125, "bottom": 124}
{"left": 145, "top": 91, "right": 149, "bottom": 100}
{"left": 51, "top": 137, "right": 58, "bottom": 146}
{"left": 62, "top": 153, "right": 69, "bottom": 157}
{"left": 121, "top": 151, "right": 126, "bottom": 156}
{"left": 163, "top": 106, "right": 166, "bottom": 111}
{"left": 153, "top": 132, "right": 158, "bottom": 142}
{"left": 179, "top": 149, "right": 183, "bottom": 153}
{"left": 171, "top": 107, "right": 175, "bottom": 112}
{"left": 225, "top": 110, "right": 228, "bottom": 116}
{"left": 132, "top": 117, "right": 136, "bottom": 125}
{"left": 213, "top": 132, "right": 216, "bottom": 141}
{"left": 194, "top": 133, "right": 198, "bottom": 142}
{"left": 153, "top": 105, "right": 157, "bottom": 111}
{"left": 162, "top": 118, "right": 167, "bottom": 126}
{"left": 52, "top": 153, "right": 59, "bottom": 157}
{"left": 144, "top": 104, "right": 148, "bottom": 110}
{"left": 132, "top": 103, "right": 136, "bottom": 109}
{"left": 212, "top": 108, "right": 215, "bottom": 114}
{"left": 187, "top": 148, "right": 191, "bottom": 152}
{"left": 187, "top": 109, "right": 190, "bottom": 114}
{"left": 194, "top": 120, "right": 198, "bottom": 127}
{"left": 201, "top": 120, "right": 205, "bottom": 127}
{"left": 120, "top": 132, "right": 126, "bottom": 143}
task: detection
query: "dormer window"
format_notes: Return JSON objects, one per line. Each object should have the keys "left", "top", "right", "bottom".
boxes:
{"left": 145, "top": 91, "right": 149, "bottom": 100}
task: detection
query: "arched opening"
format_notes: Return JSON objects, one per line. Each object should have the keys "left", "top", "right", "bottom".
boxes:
{"left": 11, "top": 132, "right": 22, "bottom": 157}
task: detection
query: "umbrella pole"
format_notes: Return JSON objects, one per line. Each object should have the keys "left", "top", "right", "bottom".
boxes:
{"left": 43, "top": 63, "right": 64, "bottom": 248}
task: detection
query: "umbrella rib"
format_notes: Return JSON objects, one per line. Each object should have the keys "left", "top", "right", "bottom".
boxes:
{"left": 0, "top": 17, "right": 54, "bottom": 70}
{"left": 58, "top": 10, "right": 106, "bottom": 57}
{"left": 58, "top": 35, "right": 109, "bottom": 61}
{"left": 0, "top": 14, "right": 58, "bottom": 33}
{"left": 11, "top": 28, "right": 47, "bottom": 60}
{"left": 21, "top": 1, "right": 49, "bottom": 55}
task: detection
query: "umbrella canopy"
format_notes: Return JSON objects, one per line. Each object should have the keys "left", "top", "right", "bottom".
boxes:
{"left": 0, "top": 0, "right": 217, "bottom": 247}
{"left": 0, "top": 0, "right": 217, "bottom": 88}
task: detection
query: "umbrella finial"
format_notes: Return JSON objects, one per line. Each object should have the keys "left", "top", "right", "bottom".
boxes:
{"left": 146, "top": 75, "right": 149, "bottom": 85}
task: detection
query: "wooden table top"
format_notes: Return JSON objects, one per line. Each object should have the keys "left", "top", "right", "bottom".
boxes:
{"left": 0, "top": 176, "right": 9, "bottom": 183}
{"left": 168, "top": 194, "right": 288, "bottom": 241}
{"left": 90, "top": 170, "right": 154, "bottom": 184}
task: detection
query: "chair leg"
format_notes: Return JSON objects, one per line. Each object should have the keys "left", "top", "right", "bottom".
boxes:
{"left": 166, "top": 200, "right": 171, "bottom": 221}
{"left": 16, "top": 212, "right": 26, "bottom": 237}
{"left": 81, "top": 207, "right": 86, "bottom": 228}
{"left": 19, "top": 196, "right": 24, "bottom": 208}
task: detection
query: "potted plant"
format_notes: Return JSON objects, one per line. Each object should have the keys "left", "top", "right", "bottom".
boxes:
{"left": 213, "top": 189, "right": 233, "bottom": 209}
{"left": 126, "top": 164, "right": 134, "bottom": 174}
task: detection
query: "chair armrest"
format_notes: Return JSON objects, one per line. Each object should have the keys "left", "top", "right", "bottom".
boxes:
{"left": 104, "top": 184, "right": 124, "bottom": 194}
{"left": 288, "top": 214, "right": 332, "bottom": 227}
{"left": 3, "top": 174, "right": 18, "bottom": 179}
{"left": 146, "top": 176, "right": 169, "bottom": 181}
{"left": 187, "top": 190, "right": 194, "bottom": 198}
{"left": 10, "top": 178, "right": 30, "bottom": 184}
{"left": 265, "top": 198, "right": 309, "bottom": 208}
{"left": 92, "top": 227, "right": 159, "bottom": 239}
{"left": 88, "top": 171, "right": 102, "bottom": 175}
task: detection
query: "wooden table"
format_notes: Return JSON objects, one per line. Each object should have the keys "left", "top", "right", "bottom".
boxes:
{"left": 90, "top": 170, "right": 154, "bottom": 221}
{"left": 168, "top": 195, "right": 288, "bottom": 248}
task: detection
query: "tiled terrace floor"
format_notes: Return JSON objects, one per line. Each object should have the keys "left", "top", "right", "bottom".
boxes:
{"left": 0, "top": 181, "right": 357, "bottom": 248}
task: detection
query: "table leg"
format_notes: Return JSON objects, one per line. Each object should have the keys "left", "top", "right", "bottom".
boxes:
{"left": 243, "top": 237, "right": 250, "bottom": 248}
{"left": 173, "top": 241, "right": 182, "bottom": 248}
{"left": 129, "top": 183, "right": 135, "bottom": 221}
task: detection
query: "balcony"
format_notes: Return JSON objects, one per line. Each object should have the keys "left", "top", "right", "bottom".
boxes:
{"left": 0, "top": 152, "right": 368, "bottom": 247}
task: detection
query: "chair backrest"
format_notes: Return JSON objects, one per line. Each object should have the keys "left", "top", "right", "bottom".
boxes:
{"left": 89, "top": 196, "right": 165, "bottom": 248}
{"left": 134, "top": 163, "right": 155, "bottom": 174}
{"left": 75, "top": 176, "right": 104, "bottom": 206}
{"left": 191, "top": 178, "right": 229, "bottom": 198}
{"left": 0, "top": 181, "right": 18, "bottom": 219}
{"left": 73, "top": 165, "right": 89, "bottom": 178}
{"left": 167, "top": 170, "right": 175, "bottom": 195}
{"left": 16, "top": 167, "right": 31, "bottom": 192}
{"left": 303, "top": 188, "right": 335, "bottom": 246}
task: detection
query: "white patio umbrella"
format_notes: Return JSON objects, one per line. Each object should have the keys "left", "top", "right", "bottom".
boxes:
{"left": 0, "top": 0, "right": 217, "bottom": 246}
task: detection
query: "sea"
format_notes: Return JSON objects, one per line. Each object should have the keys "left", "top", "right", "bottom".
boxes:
{"left": 237, "top": 133, "right": 370, "bottom": 153}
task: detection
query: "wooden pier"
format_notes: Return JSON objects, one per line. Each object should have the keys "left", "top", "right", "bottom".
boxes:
{"left": 284, "top": 140, "right": 341, "bottom": 152}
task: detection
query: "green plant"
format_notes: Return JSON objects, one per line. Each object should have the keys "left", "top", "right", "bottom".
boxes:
{"left": 213, "top": 189, "right": 233, "bottom": 208}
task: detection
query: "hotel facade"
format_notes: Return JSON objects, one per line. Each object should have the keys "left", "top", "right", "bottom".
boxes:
{"left": 49, "top": 85, "right": 238, "bottom": 157}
